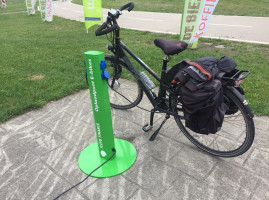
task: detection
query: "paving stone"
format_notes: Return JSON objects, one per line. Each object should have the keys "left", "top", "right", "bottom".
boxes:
{"left": 113, "top": 115, "right": 145, "bottom": 143}
{"left": 205, "top": 161, "right": 259, "bottom": 199}
{"left": 217, "top": 194, "right": 235, "bottom": 200}
{"left": 244, "top": 148, "right": 269, "bottom": 178}
{"left": 65, "top": 89, "right": 90, "bottom": 103}
{"left": 1, "top": 77, "right": 269, "bottom": 200}
{"left": 26, "top": 131, "right": 67, "bottom": 156}
{"left": 26, "top": 102, "right": 67, "bottom": 123}
{"left": 218, "top": 147, "right": 253, "bottom": 167}
{"left": 41, "top": 141, "right": 97, "bottom": 189}
{"left": 160, "top": 173, "right": 223, "bottom": 200}
{"left": 41, "top": 112, "right": 85, "bottom": 134}
{"left": 0, "top": 140, "right": 37, "bottom": 176}
{"left": 123, "top": 156, "right": 181, "bottom": 197}
{"left": 48, "top": 91, "right": 89, "bottom": 111}
{"left": 111, "top": 108, "right": 154, "bottom": 128}
{"left": 119, "top": 139, "right": 152, "bottom": 175}
{"left": 132, "top": 134, "right": 149, "bottom": 151}
{"left": 41, "top": 141, "right": 81, "bottom": 170}
{"left": 0, "top": 156, "right": 40, "bottom": 194}
{"left": 251, "top": 178, "right": 269, "bottom": 200}
{"left": 128, "top": 189, "right": 154, "bottom": 200}
{"left": 48, "top": 189, "right": 86, "bottom": 200}
{"left": 58, "top": 123, "right": 96, "bottom": 150}
{"left": 1, "top": 114, "right": 35, "bottom": 132}
{"left": 218, "top": 113, "right": 247, "bottom": 142}
{"left": 0, "top": 126, "right": 15, "bottom": 147}
{"left": 70, "top": 89, "right": 91, "bottom": 104}
{"left": 0, "top": 159, "right": 83, "bottom": 200}
{"left": 78, "top": 110, "right": 95, "bottom": 124}
{"left": 159, "top": 118, "right": 193, "bottom": 146}
{"left": 139, "top": 134, "right": 185, "bottom": 162}
{"left": 168, "top": 145, "right": 219, "bottom": 180}
{"left": 12, "top": 123, "right": 52, "bottom": 144}
{"left": 63, "top": 99, "right": 93, "bottom": 123}
{"left": 253, "top": 116, "right": 269, "bottom": 131}
{"left": 82, "top": 175, "right": 139, "bottom": 200}
{"left": 252, "top": 128, "right": 269, "bottom": 151}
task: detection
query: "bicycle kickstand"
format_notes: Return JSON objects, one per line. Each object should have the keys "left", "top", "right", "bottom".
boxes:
{"left": 149, "top": 114, "right": 170, "bottom": 141}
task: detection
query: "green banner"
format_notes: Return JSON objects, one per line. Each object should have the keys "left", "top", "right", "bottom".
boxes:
{"left": 180, "top": 0, "right": 219, "bottom": 46}
{"left": 180, "top": 0, "right": 204, "bottom": 43}
{"left": 83, "top": 0, "right": 103, "bottom": 30}
{"left": 25, "top": 0, "right": 33, "bottom": 15}
{"left": 39, "top": 0, "right": 46, "bottom": 22}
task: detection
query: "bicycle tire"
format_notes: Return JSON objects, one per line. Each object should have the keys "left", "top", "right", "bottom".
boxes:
{"left": 174, "top": 87, "right": 255, "bottom": 157}
{"left": 105, "top": 55, "right": 143, "bottom": 110}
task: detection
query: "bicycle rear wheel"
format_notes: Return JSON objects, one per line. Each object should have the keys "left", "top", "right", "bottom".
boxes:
{"left": 174, "top": 87, "right": 255, "bottom": 157}
{"left": 105, "top": 55, "right": 143, "bottom": 110}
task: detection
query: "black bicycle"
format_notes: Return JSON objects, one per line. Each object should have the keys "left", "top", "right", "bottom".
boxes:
{"left": 93, "top": 2, "right": 255, "bottom": 157}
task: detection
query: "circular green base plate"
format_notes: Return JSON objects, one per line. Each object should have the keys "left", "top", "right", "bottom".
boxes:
{"left": 78, "top": 138, "right": 137, "bottom": 178}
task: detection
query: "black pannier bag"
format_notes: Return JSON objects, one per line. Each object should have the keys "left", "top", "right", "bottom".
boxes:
{"left": 179, "top": 79, "right": 228, "bottom": 134}
{"left": 171, "top": 57, "right": 235, "bottom": 134}
{"left": 217, "top": 56, "right": 237, "bottom": 73}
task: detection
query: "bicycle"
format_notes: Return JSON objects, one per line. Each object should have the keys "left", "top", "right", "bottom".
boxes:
{"left": 92, "top": 2, "right": 255, "bottom": 157}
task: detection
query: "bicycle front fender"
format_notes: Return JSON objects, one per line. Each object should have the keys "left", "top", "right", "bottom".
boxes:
{"left": 225, "top": 86, "right": 254, "bottom": 118}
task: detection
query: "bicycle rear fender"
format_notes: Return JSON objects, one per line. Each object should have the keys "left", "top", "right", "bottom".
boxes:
{"left": 225, "top": 86, "right": 254, "bottom": 118}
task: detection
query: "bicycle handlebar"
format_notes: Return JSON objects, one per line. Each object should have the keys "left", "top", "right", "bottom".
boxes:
{"left": 95, "top": 2, "right": 135, "bottom": 36}
{"left": 95, "top": 22, "right": 120, "bottom": 36}
{"left": 119, "top": 2, "right": 135, "bottom": 12}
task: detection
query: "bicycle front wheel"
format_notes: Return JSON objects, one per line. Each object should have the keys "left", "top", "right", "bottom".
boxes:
{"left": 105, "top": 55, "right": 143, "bottom": 110}
{"left": 174, "top": 87, "right": 255, "bottom": 157}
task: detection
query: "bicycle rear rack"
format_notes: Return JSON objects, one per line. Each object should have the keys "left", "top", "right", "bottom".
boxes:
{"left": 222, "top": 69, "right": 250, "bottom": 86}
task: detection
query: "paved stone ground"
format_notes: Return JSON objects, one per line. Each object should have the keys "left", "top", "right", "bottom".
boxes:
{"left": 1, "top": 83, "right": 269, "bottom": 200}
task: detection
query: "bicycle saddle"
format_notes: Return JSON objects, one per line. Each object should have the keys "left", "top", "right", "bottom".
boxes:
{"left": 154, "top": 38, "right": 188, "bottom": 56}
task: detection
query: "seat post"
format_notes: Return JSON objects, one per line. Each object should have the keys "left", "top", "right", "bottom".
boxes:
{"left": 156, "top": 55, "right": 170, "bottom": 108}
{"left": 162, "top": 55, "right": 169, "bottom": 72}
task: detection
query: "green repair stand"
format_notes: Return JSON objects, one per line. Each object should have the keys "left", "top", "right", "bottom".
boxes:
{"left": 78, "top": 51, "right": 136, "bottom": 178}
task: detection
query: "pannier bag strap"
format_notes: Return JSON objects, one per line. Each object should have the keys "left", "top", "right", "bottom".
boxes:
{"left": 172, "top": 71, "right": 190, "bottom": 84}
{"left": 186, "top": 61, "right": 212, "bottom": 80}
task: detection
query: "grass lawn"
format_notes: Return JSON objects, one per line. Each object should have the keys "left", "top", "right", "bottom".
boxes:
{"left": 0, "top": 0, "right": 26, "bottom": 13}
{"left": 72, "top": 0, "right": 269, "bottom": 17}
{"left": 0, "top": 11, "right": 269, "bottom": 123}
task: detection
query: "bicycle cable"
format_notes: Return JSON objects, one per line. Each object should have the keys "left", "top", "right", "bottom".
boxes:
{"left": 52, "top": 149, "right": 116, "bottom": 200}
{"left": 106, "top": 79, "right": 154, "bottom": 113}
{"left": 106, "top": 80, "right": 185, "bottom": 119}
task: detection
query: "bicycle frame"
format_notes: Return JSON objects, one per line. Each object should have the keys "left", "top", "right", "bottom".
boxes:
{"left": 109, "top": 36, "right": 172, "bottom": 109}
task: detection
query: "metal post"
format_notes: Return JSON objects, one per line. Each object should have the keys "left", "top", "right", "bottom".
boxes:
{"left": 78, "top": 51, "right": 136, "bottom": 178}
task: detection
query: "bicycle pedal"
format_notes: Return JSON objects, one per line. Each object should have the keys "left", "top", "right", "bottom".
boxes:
{"left": 142, "top": 124, "right": 153, "bottom": 132}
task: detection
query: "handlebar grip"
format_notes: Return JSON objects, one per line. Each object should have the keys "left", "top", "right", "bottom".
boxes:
{"left": 95, "top": 22, "right": 108, "bottom": 36}
{"left": 119, "top": 2, "right": 135, "bottom": 12}
{"left": 95, "top": 23, "right": 120, "bottom": 36}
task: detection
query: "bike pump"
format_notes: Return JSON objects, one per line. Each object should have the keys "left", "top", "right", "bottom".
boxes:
{"left": 78, "top": 51, "right": 137, "bottom": 177}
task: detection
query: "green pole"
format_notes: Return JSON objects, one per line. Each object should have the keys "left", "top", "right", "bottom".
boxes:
{"left": 78, "top": 51, "right": 136, "bottom": 178}
{"left": 84, "top": 51, "right": 115, "bottom": 159}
